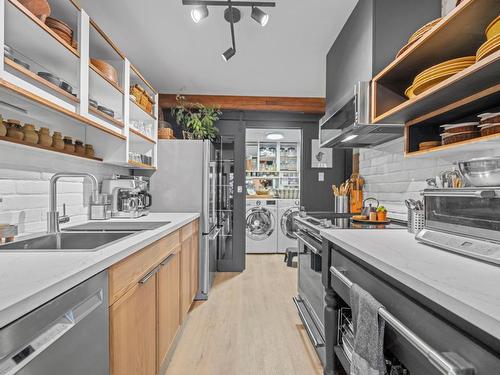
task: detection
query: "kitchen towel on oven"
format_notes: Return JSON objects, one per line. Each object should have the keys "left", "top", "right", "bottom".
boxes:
{"left": 350, "top": 283, "right": 386, "bottom": 375}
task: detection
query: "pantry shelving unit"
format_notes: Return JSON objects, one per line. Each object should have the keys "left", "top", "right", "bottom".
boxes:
{"left": 0, "top": 0, "right": 158, "bottom": 168}
{"left": 370, "top": 0, "right": 500, "bottom": 158}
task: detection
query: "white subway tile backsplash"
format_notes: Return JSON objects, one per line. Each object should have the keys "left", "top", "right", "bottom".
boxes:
{"left": 359, "top": 138, "right": 500, "bottom": 217}
{"left": 0, "top": 147, "right": 128, "bottom": 235}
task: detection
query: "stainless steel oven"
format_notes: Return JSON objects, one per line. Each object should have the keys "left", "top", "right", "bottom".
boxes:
{"left": 293, "top": 220, "right": 326, "bottom": 365}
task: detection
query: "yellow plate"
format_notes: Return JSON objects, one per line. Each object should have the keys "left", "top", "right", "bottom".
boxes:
{"left": 486, "top": 16, "right": 500, "bottom": 40}
{"left": 476, "top": 34, "right": 500, "bottom": 61}
{"left": 408, "top": 18, "right": 442, "bottom": 43}
{"left": 412, "top": 71, "right": 458, "bottom": 96}
{"left": 413, "top": 64, "right": 474, "bottom": 85}
{"left": 412, "top": 56, "right": 476, "bottom": 82}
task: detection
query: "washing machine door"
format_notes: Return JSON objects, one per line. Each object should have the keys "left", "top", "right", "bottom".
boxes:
{"left": 281, "top": 207, "right": 299, "bottom": 239}
{"left": 246, "top": 207, "right": 275, "bottom": 240}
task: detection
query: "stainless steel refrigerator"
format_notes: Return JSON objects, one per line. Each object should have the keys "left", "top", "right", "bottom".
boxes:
{"left": 149, "top": 140, "right": 219, "bottom": 300}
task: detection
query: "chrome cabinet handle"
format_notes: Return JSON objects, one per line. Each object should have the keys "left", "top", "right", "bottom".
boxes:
{"left": 330, "top": 266, "right": 475, "bottom": 375}
{"left": 423, "top": 190, "right": 495, "bottom": 198}
{"left": 295, "top": 232, "right": 321, "bottom": 254}
{"left": 160, "top": 253, "right": 175, "bottom": 267}
{"left": 139, "top": 266, "right": 160, "bottom": 284}
{"left": 292, "top": 297, "right": 324, "bottom": 348}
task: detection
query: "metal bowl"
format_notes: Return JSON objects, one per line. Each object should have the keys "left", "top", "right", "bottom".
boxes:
{"left": 97, "top": 105, "right": 114, "bottom": 118}
{"left": 59, "top": 80, "right": 73, "bottom": 94}
{"left": 89, "top": 98, "right": 98, "bottom": 108}
{"left": 458, "top": 157, "right": 500, "bottom": 187}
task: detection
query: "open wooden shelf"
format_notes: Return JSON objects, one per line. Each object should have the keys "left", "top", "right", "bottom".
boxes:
{"left": 89, "top": 106, "right": 124, "bottom": 128}
{"left": 8, "top": 0, "right": 79, "bottom": 58}
{"left": 4, "top": 58, "right": 79, "bottom": 104}
{"left": 372, "top": 0, "right": 500, "bottom": 124}
{"left": 0, "top": 135, "right": 103, "bottom": 161}
{"left": 127, "top": 160, "right": 156, "bottom": 170}
{"left": 89, "top": 63, "right": 124, "bottom": 94}
{"left": 129, "top": 128, "right": 156, "bottom": 144}
{"left": 0, "top": 78, "right": 126, "bottom": 140}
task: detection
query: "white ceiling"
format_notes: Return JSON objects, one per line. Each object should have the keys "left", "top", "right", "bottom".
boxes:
{"left": 79, "top": 0, "right": 358, "bottom": 97}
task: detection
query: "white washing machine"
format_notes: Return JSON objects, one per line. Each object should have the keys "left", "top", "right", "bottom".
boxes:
{"left": 277, "top": 199, "right": 300, "bottom": 253}
{"left": 246, "top": 199, "right": 278, "bottom": 253}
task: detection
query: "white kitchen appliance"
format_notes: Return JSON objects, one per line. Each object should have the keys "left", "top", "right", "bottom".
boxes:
{"left": 101, "top": 176, "right": 150, "bottom": 219}
{"left": 277, "top": 199, "right": 300, "bottom": 253}
{"left": 148, "top": 140, "right": 219, "bottom": 300}
{"left": 245, "top": 199, "right": 278, "bottom": 253}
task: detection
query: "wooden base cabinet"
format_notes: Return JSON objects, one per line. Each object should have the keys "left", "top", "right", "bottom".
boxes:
{"left": 158, "top": 249, "right": 181, "bottom": 367}
{"left": 109, "top": 219, "right": 199, "bottom": 375}
{"left": 110, "top": 272, "right": 157, "bottom": 375}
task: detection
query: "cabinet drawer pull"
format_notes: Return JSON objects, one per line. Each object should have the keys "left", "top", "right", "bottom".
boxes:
{"left": 139, "top": 266, "right": 160, "bottom": 284}
{"left": 330, "top": 266, "right": 475, "bottom": 375}
{"left": 160, "top": 253, "right": 175, "bottom": 267}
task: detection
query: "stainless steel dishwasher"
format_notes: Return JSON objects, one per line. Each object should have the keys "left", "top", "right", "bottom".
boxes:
{"left": 0, "top": 271, "right": 109, "bottom": 375}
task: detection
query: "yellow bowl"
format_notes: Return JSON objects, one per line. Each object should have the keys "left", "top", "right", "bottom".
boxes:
{"left": 412, "top": 71, "right": 457, "bottom": 96}
{"left": 413, "top": 62, "right": 474, "bottom": 84}
{"left": 476, "top": 34, "right": 500, "bottom": 61}
{"left": 486, "top": 16, "right": 500, "bottom": 40}
{"left": 412, "top": 56, "right": 475, "bottom": 83}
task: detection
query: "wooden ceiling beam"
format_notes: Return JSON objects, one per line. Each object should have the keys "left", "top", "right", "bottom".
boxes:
{"left": 159, "top": 94, "right": 326, "bottom": 114}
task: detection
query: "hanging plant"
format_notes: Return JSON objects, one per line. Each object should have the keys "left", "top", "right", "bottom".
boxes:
{"left": 171, "top": 95, "right": 222, "bottom": 140}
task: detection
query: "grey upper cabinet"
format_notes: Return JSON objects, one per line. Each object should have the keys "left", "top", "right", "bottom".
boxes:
{"left": 325, "top": 0, "right": 442, "bottom": 110}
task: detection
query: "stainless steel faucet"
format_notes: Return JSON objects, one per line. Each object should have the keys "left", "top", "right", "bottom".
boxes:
{"left": 47, "top": 172, "right": 99, "bottom": 233}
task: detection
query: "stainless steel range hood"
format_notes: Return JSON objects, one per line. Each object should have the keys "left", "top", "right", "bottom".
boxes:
{"left": 319, "top": 82, "right": 403, "bottom": 149}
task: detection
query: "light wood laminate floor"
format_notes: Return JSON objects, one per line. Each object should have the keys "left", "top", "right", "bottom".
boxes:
{"left": 165, "top": 254, "right": 323, "bottom": 375}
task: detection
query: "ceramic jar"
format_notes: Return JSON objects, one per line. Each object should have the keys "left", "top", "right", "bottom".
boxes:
{"left": 85, "top": 144, "right": 95, "bottom": 158}
{"left": 63, "top": 136, "right": 75, "bottom": 153}
{"left": 38, "top": 127, "right": 52, "bottom": 147}
{"left": 23, "top": 124, "right": 39, "bottom": 144}
{"left": 6, "top": 119, "right": 24, "bottom": 141}
{"left": 0, "top": 115, "right": 6, "bottom": 137}
{"left": 52, "top": 131, "right": 64, "bottom": 150}
{"left": 75, "top": 139, "right": 85, "bottom": 155}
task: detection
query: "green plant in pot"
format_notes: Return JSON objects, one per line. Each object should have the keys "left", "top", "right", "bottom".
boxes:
{"left": 171, "top": 95, "right": 222, "bottom": 140}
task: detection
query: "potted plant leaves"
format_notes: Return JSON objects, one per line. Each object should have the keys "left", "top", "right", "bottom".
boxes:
{"left": 171, "top": 95, "right": 222, "bottom": 140}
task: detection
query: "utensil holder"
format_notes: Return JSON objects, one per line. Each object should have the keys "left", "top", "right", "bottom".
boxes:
{"left": 334, "top": 196, "right": 349, "bottom": 213}
{"left": 409, "top": 210, "right": 425, "bottom": 234}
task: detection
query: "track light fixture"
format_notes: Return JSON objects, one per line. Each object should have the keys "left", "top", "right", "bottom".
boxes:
{"left": 222, "top": 47, "right": 236, "bottom": 61}
{"left": 191, "top": 5, "right": 209, "bottom": 23}
{"left": 182, "top": 0, "right": 276, "bottom": 61}
{"left": 251, "top": 6, "right": 269, "bottom": 26}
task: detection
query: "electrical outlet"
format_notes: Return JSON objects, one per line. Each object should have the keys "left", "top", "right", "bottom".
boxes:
{"left": 237, "top": 186, "right": 243, "bottom": 193}
{"left": 318, "top": 172, "right": 324, "bottom": 182}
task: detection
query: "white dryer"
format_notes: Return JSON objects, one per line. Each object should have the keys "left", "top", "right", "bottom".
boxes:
{"left": 277, "top": 199, "right": 300, "bottom": 253}
{"left": 246, "top": 199, "right": 278, "bottom": 253}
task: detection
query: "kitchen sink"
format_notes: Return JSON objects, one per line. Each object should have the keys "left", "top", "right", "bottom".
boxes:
{"left": 63, "top": 221, "right": 171, "bottom": 232}
{"left": 0, "top": 231, "right": 137, "bottom": 252}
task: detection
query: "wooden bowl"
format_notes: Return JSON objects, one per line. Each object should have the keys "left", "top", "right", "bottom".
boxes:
{"left": 19, "top": 0, "right": 50, "bottom": 22}
{"left": 441, "top": 131, "right": 480, "bottom": 145}
{"left": 479, "top": 113, "right": 500, "bottom": 124}
{"left": 90, "top": 58, "right": 118, "bottom": 84}
{"left": 440, "top": 122, "right": 479, "bottom": 134}
{"left": 480, "top": 124, "right": 500, "bottom": 136}
{"left": 419, "top": 141, "right": 440, "bottom": 150}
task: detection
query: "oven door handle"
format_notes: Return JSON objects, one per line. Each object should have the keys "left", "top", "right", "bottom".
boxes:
{"left": 296, "top": 232, "right": 322, "bottom": 255}
{"left": 330, "top": 266, "right": 475, "bottom": 375}
{"left": 292, "top": 297, "right": 325, "bottom": 348}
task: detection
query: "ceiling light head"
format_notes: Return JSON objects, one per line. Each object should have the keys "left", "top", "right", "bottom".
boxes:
{"left": 251, "top": 6, "right": 269, "bottom": 26}
{"left": 191, "top": 5, "right": 209, "bottom": 23}
{"left": 222, "top": 47, "right": 236, "bottom": 62}
{"left": 266, "top": 132, "right": 284, "bottom": 140}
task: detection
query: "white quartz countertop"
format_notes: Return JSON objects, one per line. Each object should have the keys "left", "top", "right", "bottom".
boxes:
{"left": 0, "top": 213, "right": 199, "bottom": 328}
{"left": 320, "top": 228, "right": 500, "bottom": 341}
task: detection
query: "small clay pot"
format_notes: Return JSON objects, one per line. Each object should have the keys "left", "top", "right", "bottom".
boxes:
{"left": 85, "top": 144, "right": 95, "bottom": 158}
{"left": 23, "top": 124, "right": 39, "bottom": 144}
{"left": 6, "top": 119, "right": 24, "bottom": 141}
{"left": 38, "top": 127, "right": 52, "bottom": 147}
{"left": 0, "top": 115, "right": 6, "bottom": 137}
{"left": 63, "top": 136, "right": 75, "bottom": 153}
{"left": 377, "top": 211, "right": 387, "bottom": 222}
{"left": 75, "top": 139, "right": 85, "bottom": 155}
{"left": 52, "top": 131, "right": 64, "bottom": 150}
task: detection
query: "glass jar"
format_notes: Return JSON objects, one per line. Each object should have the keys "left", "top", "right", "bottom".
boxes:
{"left": 52, "top": 132, "right": 64, "bottom": 150}
{"left": 75, "top": 139, "right": 85, "bottom": 155}
{"left": 6, "top": 119, "right": 24, "bottom": 141}
{"left": 23, "top": 124, "right": 39, "bottom": 144}
{"left": 63, "top": 136, "right": 75, "bottom": 153}
{"left": 38, "top": 127, "right": 52, "bottom": 147}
